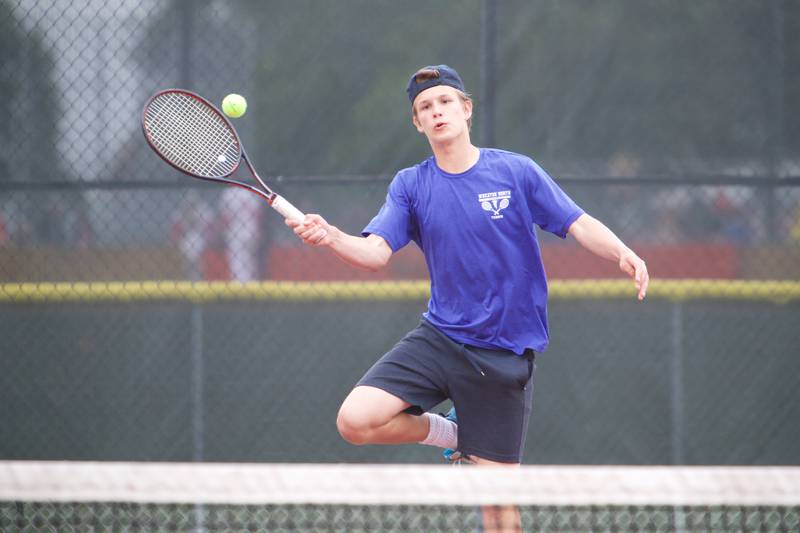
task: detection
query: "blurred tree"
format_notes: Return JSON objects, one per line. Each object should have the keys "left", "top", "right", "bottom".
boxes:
{"left": 0, "top": 0, "right": 62, "bottom": 182}
{"left": 238, "top": 0, "right": 481, "bottom": 175}
{"left": 496, "top": 0, "right": 796, "bottom": 171}
{"left": 136, "top": 0, "right": 798, "bottom": 176}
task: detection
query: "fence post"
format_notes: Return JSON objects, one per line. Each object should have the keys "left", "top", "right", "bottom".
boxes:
{"left": 766, "top": 0, "right": 785, "bottom": 241}
{"left": 671, "top": 301, "right": 687, "bottom": 532}
{"left": 190, "top": 304, "right": 206, "bottom": 532}
{"left": 670, "top": 301, "right": 685, "bottom": 465}
{"left": 180, "top": 0, "right": 193, "bottom": 89}
{"left": 480, "top": 0, "right": 496, "bottom": 148}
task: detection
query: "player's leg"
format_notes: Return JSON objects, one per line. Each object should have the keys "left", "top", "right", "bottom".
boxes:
{"left": 336, "top": 385, "right": 428, "bottom": 445}
{"left": 445, "top": 346, "right": 536, "bottom": 533}
{"left": 448, "top": 347, "right": 535, "bottom": 463}
{"left": 469, "top": 456, "right": 523, "bottom": 533}
{"left": 337, "top": 321, "right": 455, "bottom": 448}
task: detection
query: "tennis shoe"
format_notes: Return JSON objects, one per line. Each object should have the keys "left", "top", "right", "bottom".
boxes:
{"left": 441, "top": 407, "right": 473, "bottom": 465}
{"left": 443, "top": 449, "right": 473, "bottom": 464}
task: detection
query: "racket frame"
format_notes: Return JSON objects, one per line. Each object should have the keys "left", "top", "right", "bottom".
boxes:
{"left": 142, "top": 88, "right": 304, "bottom": 220}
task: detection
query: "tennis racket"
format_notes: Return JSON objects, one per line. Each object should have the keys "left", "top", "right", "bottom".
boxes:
{"left": 141, "top": 88, "right": 304, "bottom": 221}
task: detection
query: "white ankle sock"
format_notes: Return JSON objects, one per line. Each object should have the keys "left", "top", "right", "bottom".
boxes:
{"left": 419, "top": 412, "right": 458, "bottom": 449}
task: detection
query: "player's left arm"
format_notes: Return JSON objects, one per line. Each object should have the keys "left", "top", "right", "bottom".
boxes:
{"left": 567, "top": 213, "right": 649, "bottom": 300}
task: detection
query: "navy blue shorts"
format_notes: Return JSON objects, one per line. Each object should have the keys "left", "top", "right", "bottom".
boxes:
{"left": 356, "top": 319, "right": 536, "bottom": 463}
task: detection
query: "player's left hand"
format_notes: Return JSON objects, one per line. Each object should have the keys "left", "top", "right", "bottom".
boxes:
{"left": 619, "top": 250, "right": 649, "bottom": 300}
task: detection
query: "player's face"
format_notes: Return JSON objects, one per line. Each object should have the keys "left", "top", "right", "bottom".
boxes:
{"left": 412, "top": 86, "right": 472, "bottom": 143}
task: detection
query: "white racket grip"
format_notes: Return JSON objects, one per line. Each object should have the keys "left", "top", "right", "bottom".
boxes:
{"left": 271, "top": 195, "right": 305, "bottom": 221}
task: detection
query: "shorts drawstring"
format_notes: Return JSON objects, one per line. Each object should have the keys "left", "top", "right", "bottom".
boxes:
{"left": 461, "top": 345, "right": 485, "bottom": 376}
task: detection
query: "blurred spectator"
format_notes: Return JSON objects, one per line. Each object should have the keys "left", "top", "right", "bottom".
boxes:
{"left": 170, "top": 192, "right": 214, "bottom": 281}
{"left": 37, "top": 198, "right": 68, "bottom": 244}
{"left": 790, "top": 206, "right": 800, "bottom": 244}
{"left": 32, "top": 197, "right": 96, "bottom": 248}
{"left": 607, "top": 152, "right": 640, "bottom": 179}
{"left": 0, "top": 212, "right": 8, "bottom": 246}
{"left": 64, "top": 205, "right": 95, "bottom": 249}
{"left": 219, "top": 187, "right": 264, "bottom": 281}
{"left": 605, "top": 152, "right": 643, "bottom": 242}
{"left": 73, "top": 209, "right": 94, "bottom": 249}
{"left": 680, "top": 188, "right": 722, "bottom": 242}
{"left": 649, "top": 188, "right": 686, "bottom": 244}
{"left": 712, "top": 189, "right": 752, "bottom": 244}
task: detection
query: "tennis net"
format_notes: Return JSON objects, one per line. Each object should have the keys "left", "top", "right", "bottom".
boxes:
{"left": 1, "top": 461, "right": 798, "bottom": 532}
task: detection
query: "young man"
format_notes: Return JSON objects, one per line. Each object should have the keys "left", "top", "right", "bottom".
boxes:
{"left": 287, "top": 65, "right": 649, "bottom": 467}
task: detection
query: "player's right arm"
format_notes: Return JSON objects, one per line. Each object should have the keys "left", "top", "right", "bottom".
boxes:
{"left": 286, "top": 214, "right": 392, "bottom": 271}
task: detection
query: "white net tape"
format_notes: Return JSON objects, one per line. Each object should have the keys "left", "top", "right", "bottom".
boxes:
{"left": 2, "top": 462, "right": 799, "bottom": 507}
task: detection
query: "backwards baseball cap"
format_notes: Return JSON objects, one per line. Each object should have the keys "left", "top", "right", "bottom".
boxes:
{"left": 406, "top": 65, "right": 466, "bottom": 104}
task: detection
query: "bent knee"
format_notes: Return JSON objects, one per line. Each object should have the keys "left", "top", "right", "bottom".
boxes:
{"left": 336, "top": 407, "right": 374, "bottom": 445}
{"left": 336, "top": 386, "right": 409, "bottom": 445}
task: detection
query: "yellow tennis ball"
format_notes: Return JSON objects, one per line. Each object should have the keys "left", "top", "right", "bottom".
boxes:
{"left": 221, "top": 94, "right": 247, "bottom": 118}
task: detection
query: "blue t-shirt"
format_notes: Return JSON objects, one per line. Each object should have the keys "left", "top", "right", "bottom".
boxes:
{"left": 363, "top": 148, "right": 583, "bottom": 354}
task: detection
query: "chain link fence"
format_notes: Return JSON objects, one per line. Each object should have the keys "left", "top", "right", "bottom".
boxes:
{"left": 1, "top": 0, "right": 799, "bottom": 465}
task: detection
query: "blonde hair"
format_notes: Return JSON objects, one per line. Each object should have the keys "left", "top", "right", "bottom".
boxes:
{"left": 411, "top": 68, "right": 473, "bottom": 130}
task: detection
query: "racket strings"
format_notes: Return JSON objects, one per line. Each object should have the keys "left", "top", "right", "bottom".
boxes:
{"left": 144, "top": 92, "right": 240, "bottom": 178}
{"left": 151, "top": 95, "right": 237, "bottom": 173}
{"left": 149, "top": 95, "right": 238, "bottom": 175}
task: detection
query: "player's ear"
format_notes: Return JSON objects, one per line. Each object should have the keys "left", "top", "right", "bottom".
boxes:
{"left": 412, "top": 113, "right": 424, "bottom": 134}
{"left": 463, "top": 98, "right": 473, "bottom": 122}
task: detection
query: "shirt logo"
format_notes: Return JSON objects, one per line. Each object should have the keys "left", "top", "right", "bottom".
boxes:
{"left": 478, "top": 190, "right": 511, "bottom": 219}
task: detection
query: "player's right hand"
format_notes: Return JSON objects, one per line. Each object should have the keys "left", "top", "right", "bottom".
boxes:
{"left": 286, "top": 214, "right": 334, "bottom": 247}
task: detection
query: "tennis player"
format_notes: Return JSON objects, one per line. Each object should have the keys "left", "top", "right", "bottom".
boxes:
{"left": 287, "top": 65, "right": 649, "bottom": 468}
